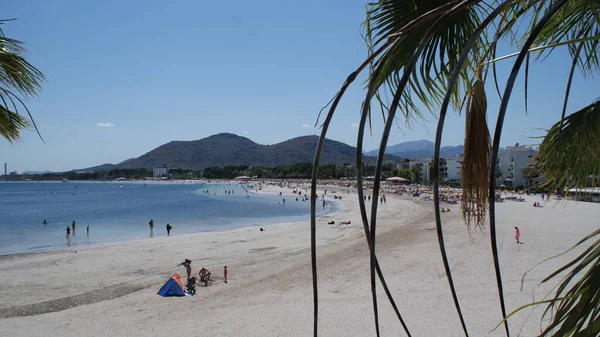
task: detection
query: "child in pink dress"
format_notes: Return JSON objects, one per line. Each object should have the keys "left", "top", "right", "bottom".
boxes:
{"left": 514, "top": 226, "right": 520, "bottom": 243}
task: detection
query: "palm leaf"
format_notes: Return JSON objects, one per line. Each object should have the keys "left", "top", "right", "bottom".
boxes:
{"left": 0, "top": 104, "right": 28, "bottom": 141}
{"left": 0, "top": 24, "right": 45, "bottom": 142}
{"left": 486, "top": 3, "right": 572, "bottom": 337}
{"left": 505, "top": 230, "right": 600, "bottom": 336}
{"left": 365, "top": 0, "right": 484, "bottom": 119}
{"left": 534, "top": 100, "right": 600, "bottom": 194}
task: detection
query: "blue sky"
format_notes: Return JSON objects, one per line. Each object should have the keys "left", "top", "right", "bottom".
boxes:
{"left": 1, "top": 0, "right": 598, "bottom": 172}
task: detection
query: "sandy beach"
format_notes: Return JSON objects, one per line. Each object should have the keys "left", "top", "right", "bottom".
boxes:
{"left": 0, "top": 183, "right": 598, "bottom": 336}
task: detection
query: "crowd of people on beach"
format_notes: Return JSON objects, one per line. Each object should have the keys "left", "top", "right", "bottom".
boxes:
{"left": 44, "top": 180, "right": 548, "bottom": 253}
{"left": 178, "top": 259, "right": 228, "bottom": 295}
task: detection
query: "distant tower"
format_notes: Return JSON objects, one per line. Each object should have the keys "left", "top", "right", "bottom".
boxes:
{"left": 4, "top": 163, "right": 6, "bottom": 176}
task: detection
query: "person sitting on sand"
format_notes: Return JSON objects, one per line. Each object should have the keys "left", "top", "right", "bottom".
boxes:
{"left": 199, "top": 268, "right": 211, "bottom": 286}
{"left": 186, "top": 276, "right": 197, "bottom": 294}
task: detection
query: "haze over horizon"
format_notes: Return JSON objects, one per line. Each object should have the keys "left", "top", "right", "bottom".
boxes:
{"left": 1, "top": 0, "right": 598, "bottom": 172}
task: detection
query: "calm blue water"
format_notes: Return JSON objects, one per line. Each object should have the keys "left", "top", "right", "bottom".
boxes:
{"left": 0, "top": 181, "right": 334, "bottom": 255}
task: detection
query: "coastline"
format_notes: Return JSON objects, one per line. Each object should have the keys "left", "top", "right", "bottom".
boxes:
{"left": 1, "top": 183, "right": 598, "bottom": 336}
{"left": 0, "top": 180, "right": 339, "bottom": 256}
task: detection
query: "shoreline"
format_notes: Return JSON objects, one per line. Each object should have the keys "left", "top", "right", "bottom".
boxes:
{"left": 2, "top": 183, "right": 598, "bottom": 336}
{"left": 0, "top": 182, "right": 342, "bottom": 258}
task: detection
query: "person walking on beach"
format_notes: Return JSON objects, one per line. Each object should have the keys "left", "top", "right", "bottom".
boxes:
{"left": 66, "top": 226, "right": 71, "bottom": 238}
{"left": 224, "top": 266, "right": 228, "bottom": 284}
{"left": 166, "top": 223, "right": 172, "bottom": 236}
{"left": 514, "top": 226, "right": 520, "bottom": 244}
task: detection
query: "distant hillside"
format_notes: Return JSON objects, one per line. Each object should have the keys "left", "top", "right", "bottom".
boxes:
{"left": 79, "top": 158, "right": 136, "bottom": 172}
{"left": 366, "top": 140, "right": 463, "bottom": 159}
{"left": 22, "top": 170, "right": 53, "bottom": 175}
{"left": 103, "top": 133, "right": 402, "bottom": 170}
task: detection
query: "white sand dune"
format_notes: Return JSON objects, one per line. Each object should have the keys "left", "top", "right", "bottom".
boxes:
{"left": 0, "top": 184, "right": 597, "bottom": 336}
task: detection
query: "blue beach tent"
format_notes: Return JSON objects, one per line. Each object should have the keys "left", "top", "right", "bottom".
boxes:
{"left": 157, "top": 274, "right": 185, "bottom": 297}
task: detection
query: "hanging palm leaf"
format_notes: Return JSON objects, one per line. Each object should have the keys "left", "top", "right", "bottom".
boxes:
{"left": 313, "top": 1, "right": 600, "bottom": 336}
{"left": 461, "top": 77, "right": 490, "bottom": 231}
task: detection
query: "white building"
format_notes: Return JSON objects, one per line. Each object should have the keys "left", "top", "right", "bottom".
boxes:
{"left": 408, "top": 158, "right": 432, "bottom": 182}
{"left": 498, "top": 145, "right": 536, "bottom": 187}
{"left": 153, "top": 166, "right": 169, "bottom": 178}
{"left": 445, "top": 154, "right": 463, "bottom": 181}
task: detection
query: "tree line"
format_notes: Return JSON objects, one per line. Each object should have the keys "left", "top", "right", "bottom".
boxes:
{"left": 1, "top": 162, "right": 425, "bottom": 181}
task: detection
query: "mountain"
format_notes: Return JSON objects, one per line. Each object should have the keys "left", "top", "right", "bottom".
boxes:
{"left": 80, "top": 158, "right": 136, "bottom": 172}
{"left": 366, "top": 140, "right": 463, "bottom": 159}
{"left": 22, "top": 170, "right": 53, "bottom": 175}
{"left": 103, "top": 133, "right": 402, "bottom": 170}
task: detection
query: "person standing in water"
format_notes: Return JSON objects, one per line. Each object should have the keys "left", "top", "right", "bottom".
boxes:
{"left": 86, "top": 225, "right": 90, "bottom": 236}
{"left": 514, "top": 226, "right": 521, "bottom": 244}
{"left": 71, "top": 221, "right": 76, "bottom": 235}
{"left": 166, "top": 223, "right": 172, "bottom": 236}
{"left": 149, "top": 219, "right": 154, "bottom": 230}
{"left": 66, "top": 226, "right": 71, "bottom": 238}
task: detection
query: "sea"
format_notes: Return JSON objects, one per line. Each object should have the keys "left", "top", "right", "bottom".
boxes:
{"left": 0, "top": 181, "right": 334, "bottom": 255}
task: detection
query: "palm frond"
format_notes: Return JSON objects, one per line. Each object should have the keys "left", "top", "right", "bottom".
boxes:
{"left": 532, "top": 0, "right": 600, "bottom": 75}
{"left": 558, "top": 37, "right": 588, "bottom": 140}
{"left": 431, "top": 2, "right": 516, "bottom": 335}
{"left": 0, "top": 36, "right": 44, "bottom": 96}
{"left": 319, "top": 1, "right": 600, "bottom": 336}
{"left": 364, "top": 0, "right": 485, "bottom": 119}
{"left": 487, "top": 3, "right": 572, "bottom": 337}
{"left": 535, "top": 100, "right": 600, "bottom": 194}
{"left": 0, "top": 104, "right": 28, "bottom": 142}
{"left": 355, "top": 46, "right": 414, "bottom": 336}
{"left": 504, "top": 229, "right": 600, "bottom": 336}
{"left": 0, "top": 25, "right": 45, "bottom": 143}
